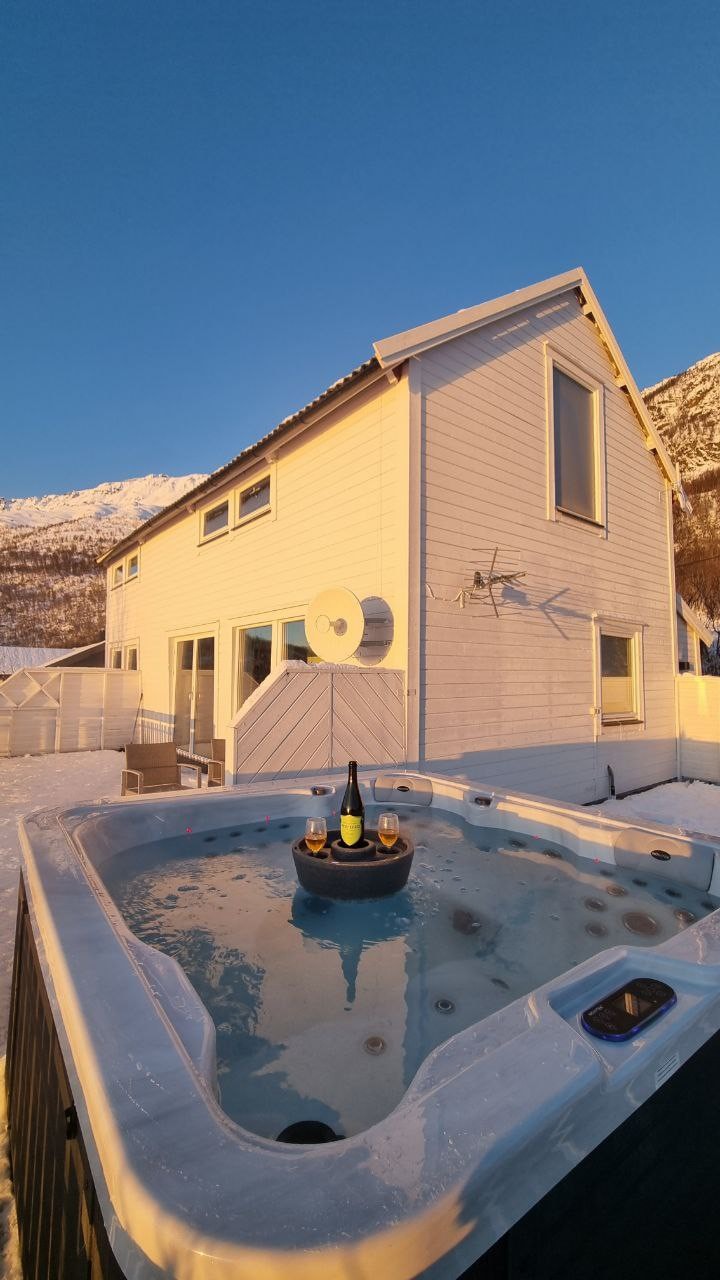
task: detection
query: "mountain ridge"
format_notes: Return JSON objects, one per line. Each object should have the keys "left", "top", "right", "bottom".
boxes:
{"left": 642, "top": 351, "right": 720, "bottom": 482}
{"left": 0, "top": 472, "right": 206, "bottom": 648}
{"left": 0, "top": 472, "right": 207, "bottom": 530}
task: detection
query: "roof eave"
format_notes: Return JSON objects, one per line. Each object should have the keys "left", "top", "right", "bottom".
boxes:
{"left": 677, "top": 593, "right": 713, "bottom": 647}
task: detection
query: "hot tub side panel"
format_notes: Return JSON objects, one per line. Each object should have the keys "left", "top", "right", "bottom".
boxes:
{"left": 6, "top": 876, "right": 127, "bottom": 1280}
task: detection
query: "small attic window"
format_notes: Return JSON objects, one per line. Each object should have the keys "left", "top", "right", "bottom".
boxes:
{"left": 127, "top": 553, "right": 139, "bottom": 580}
{"left": 112, "top": 564, "right": 124, "bottom": 588}
{"left": 201, "top": 500, "right": 229, "bottom": 541}
{"left": 238, "top": 475, "right": 271, "bottom": 523}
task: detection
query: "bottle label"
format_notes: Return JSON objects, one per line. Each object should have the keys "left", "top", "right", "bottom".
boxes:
{"left": 340, "top": 815, "right": 363, "bottom": 846}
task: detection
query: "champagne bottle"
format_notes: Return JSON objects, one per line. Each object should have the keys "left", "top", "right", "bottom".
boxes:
{"left": 340, "top": 760, "right": 364, "bottom": 847}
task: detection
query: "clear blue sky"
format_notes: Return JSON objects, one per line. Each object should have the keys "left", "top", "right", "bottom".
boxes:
{"left": 3, "top": 0, "right": 719, "bottom": 495}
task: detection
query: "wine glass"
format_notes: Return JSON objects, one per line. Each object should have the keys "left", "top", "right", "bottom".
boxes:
{"left": 305, "top": 816, "right": 327, "bottom": 854}
{"left": 377, "top": 812, "right": 400, "bottom": 850}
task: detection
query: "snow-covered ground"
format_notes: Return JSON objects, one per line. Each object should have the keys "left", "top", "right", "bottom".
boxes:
{"left": 596, "top": 778, "right": 720, "bottom": 836}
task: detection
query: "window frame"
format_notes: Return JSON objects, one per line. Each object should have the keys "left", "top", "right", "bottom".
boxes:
{"left": 235, "top": 471, "right": 273, "bottom": 529}
{"left": 124, "top": 643, "right": 139, "bottom": 671}
{"left": 233, "top": 618, "right": 275, "bottom": 713}
{"left": 111, "top": 563, "right": 124, "bottom": 589}
{"left": 232, "top": 610, "right": 318, "bottom": 713}
{"left": 593, "top": 618, "right": 645, "bottom": 728}
{"left": 109, "top": 646, "right": 123, "bottom": 669}
{"left": 126, "top": 551, "right": 140, "bottom": 581}
{"left": 281, "top": 617, "right": 319, "bottom": 664}
{"left": 199, "top": 497, "right": 230, "bottom": 544}
{"left": 545, "top": 345, "right": 606, "bottom": 531}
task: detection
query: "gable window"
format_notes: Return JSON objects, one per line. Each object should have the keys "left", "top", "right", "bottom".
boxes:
{"left": 112, "top": 563, "right": 124, "bottom": 588}
{"left": 201, "top": 500, "right": 229, "bottom": 541}
{"left": 127, "top": 553, "right": 139, "bottom": 580}
{"left": 238, "top": 475, "right": 271, "bottom": 524}
{"left": 547, "top": 350, "right": 606, "bottom": 527}
{"left": 110, "top": 648, "right": 122, "bottom": 669}
{"left": 596, "top": 624, "right": 643, "bottom": 725}
{"left": 124, "top": 645, "right": 138, "bottom": 671}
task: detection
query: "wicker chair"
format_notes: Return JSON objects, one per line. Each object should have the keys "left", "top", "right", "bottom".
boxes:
{"left": 207, "top": 737, "right": 226, "bottom": 788}
{"left": 121, "top": 742, "right": 202, "bottom": 796}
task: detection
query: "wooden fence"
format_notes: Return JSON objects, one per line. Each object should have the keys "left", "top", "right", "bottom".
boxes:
{"left": 677, "top": 674, "right": 720, "bottom": 784}
{"left": 230, "top": 661, "right": 406, "bottom": 784}
{"left": 0, "top": 667, "right": 141, "bottom": 757}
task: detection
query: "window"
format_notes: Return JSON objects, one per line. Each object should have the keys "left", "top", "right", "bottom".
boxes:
{"left": 127, "top": 553, "right": 139, "bottom": 580}
{"left": 110, "top": 648, "right": 122, "bottom": 669}
{"left": 598, "top": 627, "right": 643, "bottom": 724}
{"left": 125, "top": 646, "right": 138, "bottom": 671}
{"left": 112, "top": 563, "right": 124, "bottom": 588}
{"left": 201, "top": 500, "right": 229, "bottom": 540}
{"left": 197, "top": 636, "right": 215, "bottom": 670}
{"left": 547, "top": 350, "right": 605, "bottom": 527}
{"left": 236, "top": 624, "right": 272, "bottom": 710}
{"left": 282, "top": 619, "right": 318, "bottom": 663}
{"left": 553, "top": 368, "right": 597, "bottom": 520}
{"left": 238, "top": 475, "right": 271, "bottom": 523}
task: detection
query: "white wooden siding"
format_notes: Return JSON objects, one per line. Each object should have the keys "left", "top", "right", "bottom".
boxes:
{"left": 230, "top": 662, "right": 405, "bottom": 784}
{"left": 677, "top": 676, "right": 720, "bottom": 783}
{"left": 419, "top": 290, "right": 677, "bottom": 802}
{"left": 0, "top": 668, "right": 140, "bottom": 756}
{"left": 105, "top": 376, "right": 410, "bottom": 750}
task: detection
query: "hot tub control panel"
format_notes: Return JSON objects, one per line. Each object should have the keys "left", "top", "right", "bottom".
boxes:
{"left": 581, "top": 978, "right": 677, "bottom": 1042}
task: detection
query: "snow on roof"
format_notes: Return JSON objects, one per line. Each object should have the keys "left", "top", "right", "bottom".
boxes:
{"left": 0, "top": 646, "right": 74, "bottom": 675}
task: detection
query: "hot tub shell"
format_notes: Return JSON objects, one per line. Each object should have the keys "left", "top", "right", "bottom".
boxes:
{"left": 9, "top": 772, "right": 720, "bottom": 1279}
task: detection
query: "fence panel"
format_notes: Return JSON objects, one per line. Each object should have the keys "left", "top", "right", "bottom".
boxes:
{"left": 230, "top": 661, "right": 406, "bottom": 784}
{"left": 0, "top": 668, "right": 141, "bottom": 757}
{"left": 677, "top": 675, "right": 720, "bottom": 783}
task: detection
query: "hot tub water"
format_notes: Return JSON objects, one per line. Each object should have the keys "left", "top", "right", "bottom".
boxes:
{"left": 101, "top": 807, "right": 717, "bottom": 1140}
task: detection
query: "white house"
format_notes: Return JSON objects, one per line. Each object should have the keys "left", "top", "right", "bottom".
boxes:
{"left": 101, "top": 268, "right": 688, "bottom": 803}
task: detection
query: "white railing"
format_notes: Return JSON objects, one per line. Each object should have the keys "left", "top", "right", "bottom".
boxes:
{"left": 677, "top": 674, "right": 720, "bottom": 783}
{"left": 0, "top": 667, "right": 141, "bottom": 757}
{"left": 228, "top": 661, "right": 406, "bottom": 785}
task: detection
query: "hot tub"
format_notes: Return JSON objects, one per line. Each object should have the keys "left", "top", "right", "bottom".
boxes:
{"left": 10, "top": 772, "right": 720, "bottom": 1279}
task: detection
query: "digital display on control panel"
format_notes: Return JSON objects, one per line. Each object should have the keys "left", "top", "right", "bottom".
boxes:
{"left": 610, "top": 991, "right": 653, "bottom": 1019}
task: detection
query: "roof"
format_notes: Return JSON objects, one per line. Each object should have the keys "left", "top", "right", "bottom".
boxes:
{"left": 0, "top": 642, "right": 107, "bottom": 676}
{"left": 676, "top": 594, "right": 713, "bottom": 646}
{"left": 0, "top": 646, "right": 74, "bottom": 675}
{"left": 98, "top": 357, "right": 380, "bottom": 565}
{"left": 99, "top": 268, "right": 687, "bottom": 566}
{"left": 374, "top": 268, "right": 686, "bottom": 506}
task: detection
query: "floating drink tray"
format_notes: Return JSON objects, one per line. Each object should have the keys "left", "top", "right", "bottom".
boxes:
{"left": 291, "top": 830, "right": 414, "bottom": 899}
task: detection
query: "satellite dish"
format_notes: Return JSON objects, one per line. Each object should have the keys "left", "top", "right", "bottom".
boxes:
{"left": 305, "top": 587, "right": 366, "bottom": 662}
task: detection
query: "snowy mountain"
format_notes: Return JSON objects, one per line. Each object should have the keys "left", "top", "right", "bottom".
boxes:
{"left": 0, "top": 474, "right": 206, "bottom": 648}
{"left": 643, "top": 352, "right": 720, "bottom": 482}
{"left": 0, "top": 473, "right": 207, "bottom": 530}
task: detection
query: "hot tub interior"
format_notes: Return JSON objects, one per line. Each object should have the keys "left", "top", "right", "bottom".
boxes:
{"left": 98, "top": 803, "right": 719, "bottom": 1142}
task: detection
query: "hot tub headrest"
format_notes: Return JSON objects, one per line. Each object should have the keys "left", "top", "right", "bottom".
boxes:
{"left": 373, "top": 774, "right": 433, "bottom": 807}
{"left": 614, "top": 827, "right": 716, "bottom": 890}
